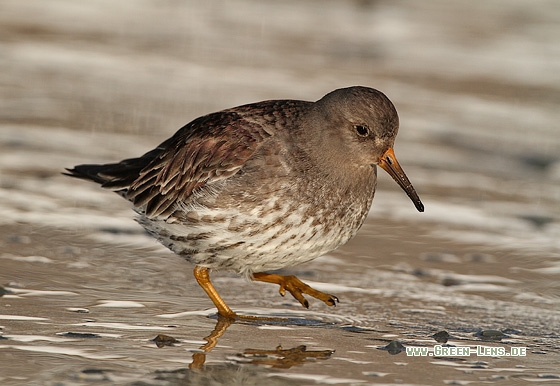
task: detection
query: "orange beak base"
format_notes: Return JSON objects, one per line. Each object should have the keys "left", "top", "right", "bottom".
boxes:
{"left": 378, "top": 148, "right": 424, "bottom": 212}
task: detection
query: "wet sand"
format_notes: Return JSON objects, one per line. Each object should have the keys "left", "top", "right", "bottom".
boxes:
{"left": 1, "top": 0, "right": 560, "bottom": 384}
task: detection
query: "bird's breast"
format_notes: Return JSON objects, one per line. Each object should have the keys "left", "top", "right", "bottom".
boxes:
{"left": 141, "top": 159, "right": 377, "bottom": 275}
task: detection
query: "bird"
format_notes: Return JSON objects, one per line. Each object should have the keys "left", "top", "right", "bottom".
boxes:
{"left": 65, "top": 86, "right": 424, "bottom": 319}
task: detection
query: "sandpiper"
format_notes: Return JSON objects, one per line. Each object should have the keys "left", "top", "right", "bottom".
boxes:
{"left": 66, "top": 86, "right": 424, "bottom": 319}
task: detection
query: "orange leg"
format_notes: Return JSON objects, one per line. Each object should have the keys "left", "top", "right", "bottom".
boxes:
{"left": 252, "top": 272, "right": 339, "bottom": 309}
{"left": 193, "top": 266, "right": 237, "bottom": 319}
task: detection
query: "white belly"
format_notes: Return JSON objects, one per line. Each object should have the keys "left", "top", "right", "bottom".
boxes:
{"left": 138, "top": 193, "right": 369, "bottom": 276}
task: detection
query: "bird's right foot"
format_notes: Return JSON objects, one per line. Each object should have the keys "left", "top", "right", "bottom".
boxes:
{"left": 252, "top": 272, "right": 339, "bottom": 309}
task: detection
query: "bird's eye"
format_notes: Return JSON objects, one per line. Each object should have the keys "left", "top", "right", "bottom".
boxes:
{"left": 355, "top": 124, "right": 369, "bottom": 137}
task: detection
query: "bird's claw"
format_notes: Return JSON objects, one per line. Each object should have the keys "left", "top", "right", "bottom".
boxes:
{"left": 325, "top": 295, "right": 339, "bottom": 307}
{"left": 255, "top": 273, "right": 338, "bottom": 309}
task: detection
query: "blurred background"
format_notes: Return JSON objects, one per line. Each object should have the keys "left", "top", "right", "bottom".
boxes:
{"left": 1, "top": 0, "right": 559, "bottom": 384}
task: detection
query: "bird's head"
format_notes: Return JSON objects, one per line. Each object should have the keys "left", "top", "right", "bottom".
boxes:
{"left": 313, "top": 86, "right": 424, "bottom": 212}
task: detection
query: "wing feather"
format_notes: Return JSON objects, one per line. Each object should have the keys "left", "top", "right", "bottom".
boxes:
{"left": 127, "top": 111, "right": 271, "bottom": 217}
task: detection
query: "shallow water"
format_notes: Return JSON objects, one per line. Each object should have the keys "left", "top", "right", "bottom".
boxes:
{"left": 1, "top": 0, "right": 560, "bottom": 385}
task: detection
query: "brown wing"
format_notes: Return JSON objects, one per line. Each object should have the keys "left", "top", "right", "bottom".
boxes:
{"left": 127, "top": 110, "right": 272, "bottom": 218}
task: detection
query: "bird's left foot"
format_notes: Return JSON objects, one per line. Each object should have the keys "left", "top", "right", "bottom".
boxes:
{"left": 252, "top": 272, "right": 339, "bottom": 309}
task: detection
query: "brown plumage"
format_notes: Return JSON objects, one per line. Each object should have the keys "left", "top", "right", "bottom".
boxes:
{"left": 65, "top": 86, "right": 423, "bottom": 319}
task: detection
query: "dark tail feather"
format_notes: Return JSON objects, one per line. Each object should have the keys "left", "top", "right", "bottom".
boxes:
{"left": 64, "top": 148, "right": 162, "bottom": 191}
{"left": 64, "top": 162, "right": 134, "bottom": 190}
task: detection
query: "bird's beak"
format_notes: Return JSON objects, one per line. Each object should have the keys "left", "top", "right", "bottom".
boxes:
{"left": 378, "top": 148, "right": 424, "bottom": 212}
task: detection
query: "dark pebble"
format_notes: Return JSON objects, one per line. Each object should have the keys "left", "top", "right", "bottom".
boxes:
{"left": 152, "top": 334, "right": 179, "bottom": 348}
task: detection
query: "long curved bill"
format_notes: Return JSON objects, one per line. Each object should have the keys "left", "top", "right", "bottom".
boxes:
{"left": 378, "top": 148, "right": 424, "bottom": 212}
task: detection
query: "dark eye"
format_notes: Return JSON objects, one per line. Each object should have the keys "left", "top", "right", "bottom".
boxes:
{"left": 354, "top": 124, "right": 369, "bottom": 137}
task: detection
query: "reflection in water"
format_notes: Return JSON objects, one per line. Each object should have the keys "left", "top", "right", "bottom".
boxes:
{"left": 149, "top": 316, "right": 333, "bottom": 385}
{"left": 182, "top": 316, "right": 333, "bottom": 370}
{"left": 241, "top": 345, "right": 333, "bottom": 369}
{"left": 189, "top": 316, "right": 233, "bottom": 370}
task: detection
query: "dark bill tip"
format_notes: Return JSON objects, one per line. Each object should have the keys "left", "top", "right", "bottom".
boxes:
{"left": 414, "top": 198, "right": 425, "bottom": 213}
{"left": 378, "top": 148, "right": 424, "bottom": 213}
